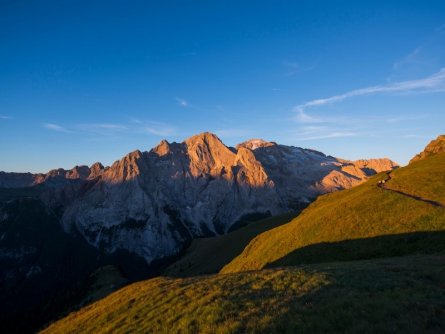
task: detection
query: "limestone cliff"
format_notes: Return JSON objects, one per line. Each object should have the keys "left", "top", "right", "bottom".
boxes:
{"left": 0, "top": 132, "right": 398, "bottom": 264}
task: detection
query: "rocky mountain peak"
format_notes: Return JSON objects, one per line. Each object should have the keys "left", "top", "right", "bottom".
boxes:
{"left": 103, "top": 150, "right": 145, "bottom": 183}
{"left": 184, "top": 132, "right": 226, "bottom": 147}
{"left": 152, "top": 139, "right": 172, "bottom": 157}
{"left": 184, "top": 132, "right": 235, "bottom": 176}
{"left": 66, "top": 165, "right": 91, "bottom": 179}
{"left": 235, "top": 147, "right": 270, "bottom": 187}
{"left": 89, "top": 162, "right": 106, "bottom": 179}
{"left": 236, "top": 139, "right": 277, "bottom": 151}
{"left": 410, "top": 134, "right": 445, "bottom": 163}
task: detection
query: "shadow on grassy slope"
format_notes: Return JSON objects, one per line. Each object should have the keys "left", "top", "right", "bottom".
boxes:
{"left": 165, "top": 212, "right": 299, "bottom": 277}
{"left": 269, "top": 230, "right": 445, "bottom": 268}
{"left": 42, "top": 254, "right": 445, "bottom": 334}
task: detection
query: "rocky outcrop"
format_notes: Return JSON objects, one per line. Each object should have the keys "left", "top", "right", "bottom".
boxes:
{"left": 410, "top": 135, "right": 445, "bottom": 163}
{"left": 350, "top": 159, "right": 399, "bottom": 174}
{"left": 1, "top": 132, "right": 398, "bottom": 265}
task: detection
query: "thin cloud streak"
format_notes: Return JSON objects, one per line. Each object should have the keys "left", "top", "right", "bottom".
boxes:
{"left": 175, "top": 97, "right": 189, "bottom": 108}
{"left": 144, "top": 127, "right": 176, "bottom": 137}
{"left": 78, "top": 123, "right": 128, "bottom": 131}
{"left": 393, "top": 23, "right": 445, "bottom": 71}
{"left": 294, "top": 68, "right": 445, "bottom": 123}
{"left": 386, "top": 115, "right": 428, "bottom": 123}
{"left": 393, "top": 46, "right": 423, "bottom": 70}
{"left": 283, "top": 60, "right": 317, "bottom": 77}
{"left": 297, "top": 132, "right": 358, "bottom": 141}
{"left": 43, "top": 123, "right": 72, "bottom": 133}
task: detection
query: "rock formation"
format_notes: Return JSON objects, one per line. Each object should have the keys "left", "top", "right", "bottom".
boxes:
{"left": 0, "top": 132, "right": 398, "bottom": 264}
{"left": 410, "top": 135, "right": 445, "bottom": 163}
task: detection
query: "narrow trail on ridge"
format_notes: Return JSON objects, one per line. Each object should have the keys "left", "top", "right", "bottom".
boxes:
{"left": 377, "top": 172, "right": 445, "bottom": 208}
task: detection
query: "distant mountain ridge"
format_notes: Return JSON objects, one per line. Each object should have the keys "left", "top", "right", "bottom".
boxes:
{"left": 0, "top": 162, "right": 106, "bottom": 188}
{"left": 0, "top": 132, "right": 397, "bottom": 265}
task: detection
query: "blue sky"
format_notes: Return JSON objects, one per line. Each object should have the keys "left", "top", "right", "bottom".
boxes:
{"left": 1, "top": 1, "right": 445, "bottom": 172}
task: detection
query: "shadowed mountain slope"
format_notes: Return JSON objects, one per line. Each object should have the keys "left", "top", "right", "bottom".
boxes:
{"left": 163, "top": 212, "right": 298, "bottom": 277}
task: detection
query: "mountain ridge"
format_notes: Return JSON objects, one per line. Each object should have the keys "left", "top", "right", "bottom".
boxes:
{"left": 0, "top": 132, "right": 398, "bottom": 265}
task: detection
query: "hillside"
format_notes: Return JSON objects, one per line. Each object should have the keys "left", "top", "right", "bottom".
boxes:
{"left": 41, "top": 254, "right": 445, "bottom": 334}
{"left": 221, "top": 153, "right": 445, "bottom": 273}
{"left": 386, "top": 153, "right": 445, "bottom": 205}
{"left": 164, "top": 212, "right": 298, "bottom": 277}
{"left": 410, "top": 135, "right": 445, "bottom": 163}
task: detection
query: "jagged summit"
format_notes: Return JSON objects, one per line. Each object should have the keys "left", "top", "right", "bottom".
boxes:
{"left": 410, "top": 134, "right": 445, "bottom": 163}
{"left": 0, "top": 131, "right": 399, "bottom": 265}
{"left": 152, "top": 139, "right": 172, "bottom": 156}
{"left": 185, "top": 131, "right": 224, "bottom": 144}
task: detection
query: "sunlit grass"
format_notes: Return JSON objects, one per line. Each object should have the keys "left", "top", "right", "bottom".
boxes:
{"left": 387, "top": 153, "right": 445, "bottom": 205}
{"left": 222, "top": 154, "right": 445, "bottom": 273}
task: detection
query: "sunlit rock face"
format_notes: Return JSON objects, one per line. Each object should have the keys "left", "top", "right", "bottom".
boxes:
{"left": 0, "top": 132, "right": 398, "bottom": 264}
{"left": 410, "top": 135, "right": 445, "bottom": 163}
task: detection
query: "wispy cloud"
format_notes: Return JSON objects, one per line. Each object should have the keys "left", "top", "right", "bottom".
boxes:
{"left": 79, "top": 123, "right": 127, "bottom": 131}
{"left": 42, "top": 119, "right": 178, "bottom": 139}
{"left": 283, "top": 61, "right": 300, "bottom": 76}
{"left": 43, "top": 123, "right": 72, "bottom": 133}
{"left": 132, "top": 119, "right": 177, "bottom": 137}
{"left": 175, "top": 97, "right": 189, "bottom": 108}
{"left": 144, "top": 126, "right": 176, "bottom": 137}
{"left": 298, "top": 131, "right": 358, "bottom": 141}
{"left": 75, "top": 123, "right": 127, "bottom": 137}
{"left": 294, "top": 68, "right": 445, "bottom": 123}
{"left": 386, "top": 115, "right": 428, "bottom": 123}
{"left": 283, "top": 61, "right": 316, "bottom": 77}
{"left": 401, "top": 134, "right": 431, "bottom": 139}
{"left": 393, "top": 46, "right": 424, "bottom": 70}
{"left": 393, "top": 24, "right": 445, "bottom": 71}
{"left": 0, "top": 114, "right": 11, "bottom": 119}
{"left": 292, "top": 125, "right": 358, "bottom": 141}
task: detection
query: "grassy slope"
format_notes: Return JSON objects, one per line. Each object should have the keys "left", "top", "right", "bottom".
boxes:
{"left": 387, "top": 153, "right": 445, "bottom": 205}
{"left": 221, "top": 154, "right": 445, "bottom": 274}
{"left": 164, "top": 212, "right": 297, "bottom": 277}
{"left": 42, "top": 254, "right": 445, "bottom": 334}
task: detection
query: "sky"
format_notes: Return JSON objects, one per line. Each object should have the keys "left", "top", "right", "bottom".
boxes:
{"left": 1, "top": 0, "right": 445, "bottom": 172}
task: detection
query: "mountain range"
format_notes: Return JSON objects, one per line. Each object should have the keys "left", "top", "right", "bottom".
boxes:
{"left": 0, "top": 133, "right": 398, "bottom": 332}
{"left": 0, "top": 132, "right": 397, "bottom": 264}
{"left": 0, "top": 132, "right": 400, "bottom": 333}
{"left": 41, "top": 134, "right": 445, "bottom": 334}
